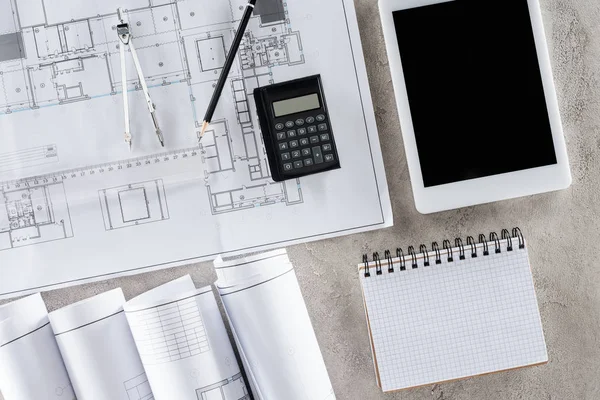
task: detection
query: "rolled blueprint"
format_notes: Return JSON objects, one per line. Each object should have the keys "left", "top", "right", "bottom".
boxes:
{"left": 0, "top": 293, "right": 76, "bottom": 400}
{"left": 215, "top": 250, "right": 336, "bottom": 400}
{"left": 49, "top": 288, "right": 152, "bottom": 400}
{"left": 124, "top": 275, "right": 249, "bottom": 400}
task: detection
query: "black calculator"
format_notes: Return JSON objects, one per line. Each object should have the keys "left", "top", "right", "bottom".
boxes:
{"left": 254, "top": 75, "right": 341, "bottom": 182}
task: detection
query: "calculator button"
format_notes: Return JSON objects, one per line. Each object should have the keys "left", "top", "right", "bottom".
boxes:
{"left": 301, "top": 148, "right": 311, "bottom": 156}
{"left": 304, "top": 158, "right": 314, "bottom": 166}
{"left": 324, "top": 154, "right": 335, "bottom": 163}
{"left": 289, "top": 140, "right": 299, "bottom": 148}
{"left": 292, "top": 150, "right": 301, "bottom": 158}
{"left": 322, "top": 144, "right": 332, "bottom": 151}
{"left": 278, "top": 142, "right": 288, "bottom": 151}
{"left": 306, "top": 116, "right": 315, "bottom": 124}
{"left": 295, "top": 119, "right": 305, "bottom": 126}
{"left": 320, "top": 133, "right": 330, "bottom": 141}
{"left": 316, "top": 114, "right": 326, "bottom": 122}
{"left": 276, "top": 132, "right": 287, "bottom": 140}
{"left": 307, "top": 125, "right": 318, "bottom": 134}
{"left": 285, "top": 121, "right": 295, "bottom": 128}
{"left": 281, "top": 152, "right": 291, "bottom": 161}
{"left": 283, "top": 163, "right": 293, "bottom": 171}
{"left": 298, "top": 128, "right": 307, "bottom": 136}
{"left": 294, "top": 161, "right": 304, "bottom": 169}
{"left": 309, "top": 136, "right": 319, "bottom": 144}
{"left": 312, "top": 146, "right": 324, "bottom": 164}
{"left": 300, "top": 138, "right": 309, "bottom": 146}
{"left": 318, "top": 123, "right": 328, "bottom": 132}
{"left": 287, "top": 130, "right": 297, "bottom": 138}
{"left": 275, "top": 123, "right": 285, "bottom": 131}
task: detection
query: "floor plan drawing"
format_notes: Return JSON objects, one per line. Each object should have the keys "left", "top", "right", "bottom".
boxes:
{"left": 1, "top": 0, "right": 305, "bottom": 216}
{"left": 0, "top": 182, "right": 73, "bottom": 251}
{"left": 124, "top": 372, "right": 154, "bottom": 400}
{"left": 98, "top": 179, "right": 169, "bottom": 230}
{"left": 196, "top": 373, "right": 249, "bottom": 400}
{"left": 0, "top": 0, "right": 392, "bottom": 299}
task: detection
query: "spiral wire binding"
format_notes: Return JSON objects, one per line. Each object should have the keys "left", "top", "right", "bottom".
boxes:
{"left": 384, "top": 250, "right": 394, "bottom": 273}
{"left": 396, "top": 248, "right": 406, "bottom": 271}
{"left": 443, "top": 240, "right": 453, "bottom": 262}
{"left": 455, "top": 238, "right": 466, "bottom": 260}
{"left": 467, "top": 236, "right": 477, "bottom": 258}
{"left": 432, "top": 242, "right": 442, "bottom": 264}
{"left": 408, "top": 246, "right": 418, "bottom": 269}
{"left": 362, "top": 228, "right": 525, "bottom": 277}
{"left": 502, "top": 229, "right": 513, "bottom": 251}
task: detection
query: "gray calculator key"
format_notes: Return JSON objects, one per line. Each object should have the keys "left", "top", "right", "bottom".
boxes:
{"left": 292, "top": 150, "right": 301, "bottom": 158}
{"left": 279, "top": 142, "right": 288, "bottom": 151}
{"left": 293, "top": 161, "right": 304, "bottom": 169}
{"left": 324, "top": 154, "right": 335, "bottom": 163}
{"left": 310, "top": 136, "right": 319, "bottom": 144}
{"left": 312, "top": 146, "right": 324, "bottom": 164}
{"left": 301, "top": 148, "right": 311, "bottom": 156}
{"left": 318, "top": 123, "right": 328, "bottom": 132}
{"left": 281, "top": 152, "right": 291, "bottom": 161}
{"left": 322, "top": 143, "right": 332, "bottom": 151}
{"left": 285, "top": 121, "right": 295, "bottom": 128}
{"left": 320, "top": 133, "right": 330, "bottom": 141}
{"left": 307, "top": 125, "right": 318, "bottom": 134}
{"left": 298, "top": 128, "right": 307, "bottom": 135}
{"left": 283, "top": 163, "right": 293, "bottom": 171}
{"left": 289, "top": 140, "right": 299, "bottom": 148}
{"left": 287, "top": 130, "right": 297, "bottom": 138}
{"left": 316, "top": 114, "right": 326, "bottom": 122}
{"left": 276, "top": 132, "right": 287, "bottom": 140}
{"left": 275, "top": 123, "right": 285, "bottom": 130}
{"left": 306, "top": 116, "right": 315, "bottom": 124}
{"left": 304, "top": 158, "right": 314, "bottom": 166}
{"left": 300, "top": 138, "right": 309, "bottom": 146}
{"left": 295, "top": 119, "right": 305, "bottom": 126}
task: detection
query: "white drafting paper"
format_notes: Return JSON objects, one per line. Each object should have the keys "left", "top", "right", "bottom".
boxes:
{"left": 124, "top": 276, "right": 248, "bottom": 400}
{"left": 215, "top": 250, "right": 336, "bottom": 400}
{"left": 0, "top": 0, "right": 392, "bottom": 299}
{"left": 48, "top": 288, "right": 152, "bottom": 400}
{"left": 0, "top": 294, "right": 76, "bottom": 400}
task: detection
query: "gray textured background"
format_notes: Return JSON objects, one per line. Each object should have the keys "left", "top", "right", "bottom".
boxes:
{"left": 2, "top": 0, "right": 600, "bottom": 398}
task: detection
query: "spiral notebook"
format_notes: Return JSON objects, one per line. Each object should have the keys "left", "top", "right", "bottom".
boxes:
{"left": 358, "top": 229, "right": 548, "bottom": 392}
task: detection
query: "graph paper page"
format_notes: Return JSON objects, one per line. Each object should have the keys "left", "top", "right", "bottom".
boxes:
{"left": 124, "top": 276, "right": 247, "bottom": 400}
{"left": 48, "top": 288, "right": 152, "bottom": 400}
{"left": 359, "top": 241, "right": 548, "bottom": 392}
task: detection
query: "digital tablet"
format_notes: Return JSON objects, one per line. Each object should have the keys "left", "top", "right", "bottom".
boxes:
{"left": 379, "top": 0, "right": 571, "bottom": 214}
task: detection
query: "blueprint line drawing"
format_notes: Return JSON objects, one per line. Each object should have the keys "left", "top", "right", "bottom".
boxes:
{"left": 0, "top": 0, "right": 305, "bottom": 217}
{"left": 124, "top": 372, "right": 154, "bottom": 400}
{"left": 196, "top": 373, "right": 249, "bottom": 400}
{"left": 0, "top": 181, "right": 73, "bottom": 251}
{"left": 0, "top": 144, "right": 58, "bottom": 174}
{"left": 98, "top": 179, "right": 169, "bottom": 230}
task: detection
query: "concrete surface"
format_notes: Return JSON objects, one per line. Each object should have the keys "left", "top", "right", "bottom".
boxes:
{"left": 2, "top": 0, "right": 600, "bottom": 398}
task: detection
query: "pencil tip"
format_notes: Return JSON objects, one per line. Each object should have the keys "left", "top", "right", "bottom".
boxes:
{"left": 200, "top": 121, "right": 209, "bottom": 138}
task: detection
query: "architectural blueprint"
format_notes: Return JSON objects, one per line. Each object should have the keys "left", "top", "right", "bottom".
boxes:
{"left": 0, "top": 0, "right": 392, "bottom": 298}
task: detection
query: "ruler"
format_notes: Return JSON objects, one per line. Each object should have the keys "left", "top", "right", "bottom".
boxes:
{"left": 0, "top": 146, "right": 201, "bottom": 191}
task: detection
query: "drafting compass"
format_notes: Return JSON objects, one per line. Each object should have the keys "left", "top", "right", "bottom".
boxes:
{"left": 117, "top": 7, "right": 164, "bottom": 150}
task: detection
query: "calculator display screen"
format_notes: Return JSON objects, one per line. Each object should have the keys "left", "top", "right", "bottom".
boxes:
{"left": 273, "top": 94, "right": 321, "bottom": 117}
{"left": 393, "top": 1, "right": 558, "bottom": 188}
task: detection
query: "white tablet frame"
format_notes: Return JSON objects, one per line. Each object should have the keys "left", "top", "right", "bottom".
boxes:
{"left": 379, "top": 0, "right": 572, "bottom": 214}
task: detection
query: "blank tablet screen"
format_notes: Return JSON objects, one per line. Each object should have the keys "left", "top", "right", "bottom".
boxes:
{"left": 393, "top": 0, "right": 557, "bottom": 187}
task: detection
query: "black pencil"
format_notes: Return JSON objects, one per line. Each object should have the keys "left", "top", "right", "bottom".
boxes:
{"left": 200, "top": 0, "right": 257, "bottom": 138}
